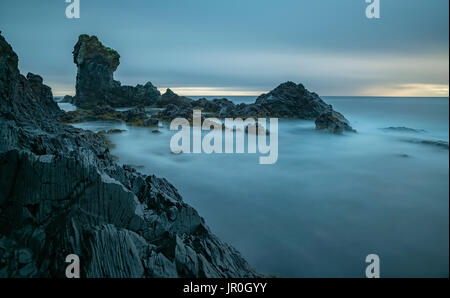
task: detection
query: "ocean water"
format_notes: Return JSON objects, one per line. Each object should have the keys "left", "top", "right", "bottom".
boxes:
{"left": 64, "top": 97, "right": 449, "bottom": 277}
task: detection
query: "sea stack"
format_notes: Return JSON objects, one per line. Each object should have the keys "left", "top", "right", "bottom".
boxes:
{"left": 72, "top": 34, "right": 160, "bottom": 108}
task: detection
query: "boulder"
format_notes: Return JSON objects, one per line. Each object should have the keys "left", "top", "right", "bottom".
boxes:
{"left": 315, "top": 110, "right": 356, "bottom": 134}
{"left": 254, "top": 81, "right": 331, "bottom": 119}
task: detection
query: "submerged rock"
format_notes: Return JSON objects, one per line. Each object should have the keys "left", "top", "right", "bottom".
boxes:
{"left": 404, "top": 138, "right": 449, "bottom": 150}
{"left": 382, "top": 127, "right": 426, "bottom": 133}
{"left": 0, "top": 32, "right": 257, "bottom": 278}
{"left": 315, "top": 110, "right": 356, "bottom": 135}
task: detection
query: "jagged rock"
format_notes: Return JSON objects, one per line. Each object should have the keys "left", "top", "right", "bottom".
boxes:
{"left": 0, "top": 32, "right": 257, "bottom": 278}
{"left": 158, "top": 103, "right": 194, "bottom": 121}
{"left": 315, "top": 110, "right": 356, "bottom": 134}
{"left": 68, "top": 35, "right": 354, "bottom": 134}
{"left": 155, "top": 83, "right": 354, "bottom": 135}
{"left": 253, "top": 81, "right": 331, "bottom": 119}
{"left": 72, "top": 35, "right": 160, "bottom": 108}
{"left": 60, "top": 95, "right": 74, "bottom": 103}
{"left": 157, "top": 89, "right": 192, "bottom": 108}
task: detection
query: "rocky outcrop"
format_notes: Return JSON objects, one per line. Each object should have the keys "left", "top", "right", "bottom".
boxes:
{"left": 253, "top": 82, "right": 330, "bottom": 119}
{"left": 65, "top": 105, "right": 159, "bottom": 127}
{"left": 315, "top": 110, "right": 356, "bottom": 135}
{"left": 68, "top": 35, "right": 354, "bottom": 134}
{"left": 60, "top": 95, "right": 74, "bottom": 103}
{"left": 155, "top": 83, "right": 355, "bottom": 134}
{"left": 72, "top": 35, "right": 160, "bottom": 108}
{"left": 0, "top": 32, "right": 257, "bottom": 277}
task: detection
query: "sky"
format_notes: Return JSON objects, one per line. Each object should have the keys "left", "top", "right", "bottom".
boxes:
{"left": 0, "top": 0, "right": 448, "bottom": 97}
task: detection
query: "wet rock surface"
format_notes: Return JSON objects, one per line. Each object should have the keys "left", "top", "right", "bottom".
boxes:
{"left": 315, "top": 110, "right": 356, "bottom": 135}
{"left": 65, "top": 105, "right": 159, "bottom": 127}
{"left": 0, "top": 33, "right": 258, "bottom": 278}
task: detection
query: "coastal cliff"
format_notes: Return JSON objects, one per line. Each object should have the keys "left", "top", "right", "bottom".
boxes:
{"left": 0, "top": 33, "right": 257, "bottom": 278}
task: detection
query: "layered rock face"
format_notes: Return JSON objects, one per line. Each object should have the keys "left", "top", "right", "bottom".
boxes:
{"left": 73, "top": 35, "right": 160, "bottom": 108}
{"left": 0, "top": 33, "right": 257, "bottom": 278}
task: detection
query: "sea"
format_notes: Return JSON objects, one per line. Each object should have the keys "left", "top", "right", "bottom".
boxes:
{"left": 58, "top": 96, "right": 449, "bottom": 277}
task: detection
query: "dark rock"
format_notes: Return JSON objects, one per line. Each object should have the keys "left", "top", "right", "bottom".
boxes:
{"left": 72, "top": 35, "right": 160, "bottom": 108}
{"left": 157, "top": 89, "right": 192, "bottom": 108}
{"left": 253, "top": 81, "right": 331, "bottom": 119}
{"left": 0, "top": 32, "right": 257, "bottom": 278}
{"left": 382, "top": 127, "right": 426, "bottom": 133}
{"left": 154, "top": 83, "right": 354, "bottom": 135}
{"left": 315, "top": 110, "right": 356, "bottom": 134}
{"left": 404, "top": 138, "right": 449, "bottom": 150}
{"left": 60, "top": 95, "right": 74, "bottom": 103}
{"left": 158, "top": 103, "right": 194, "bottom": 121}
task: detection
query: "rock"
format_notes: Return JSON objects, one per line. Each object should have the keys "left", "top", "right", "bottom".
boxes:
{"left": 60, "top": 95, "right": 74, "bottom": 103}
{"left": 16, "top": 249, "right": 32, "bottom": 264}
{"left": 122, "top": 106, "right": 158, "bottom": 127}
{"left": 72, "top": 35, "right": 160, "bottom": 108}
{"left": 65, "top": 105, "right": 158, "bottom": 127}
{"left": 157, "top": 89, "right": 192, "bottom": 108}
{"left": 381, "top": 127, "right": 426, "bottom": 133}
{"left": 315, "top": 110, "right": 356, "bottom": 134}
{"left": 158, "top": 103, "right": 194, "bottom": 121}
{"left": 68, "top": 35, "right": 353, "bottom": 135}
{"left": 0, "top": 32, "right": 258, "bottom": 278}
{"left": 154, "top": 83, "right": 353, "bottom": 136}
{"left": 253, "top": 81, "right": 331, "bottom": 119}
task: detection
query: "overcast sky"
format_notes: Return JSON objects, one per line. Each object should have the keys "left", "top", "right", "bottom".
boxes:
{"left": 0, "top": 0, "right": 448, "bottom": 96}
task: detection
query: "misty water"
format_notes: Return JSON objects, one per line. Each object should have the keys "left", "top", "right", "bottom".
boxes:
{"left": 63, "top": 96, "right": 449, "bottom": 277}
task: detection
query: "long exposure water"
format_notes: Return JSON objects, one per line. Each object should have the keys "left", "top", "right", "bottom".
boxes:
{"left": 63, "top": 96, "right": 449, "bottom": 277}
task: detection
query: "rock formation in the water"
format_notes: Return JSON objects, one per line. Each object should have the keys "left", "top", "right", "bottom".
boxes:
{"left": 157, "top": 82, "right": 333, "bottom": 119}
{"left": 72, "top": 35, "right": 160, "bottom": 108}
{"left": 65, "top": 105, "right": 159, "bottom": 127}
{"left": 0, "top": 32, "right": 257, "bottom": 278}
{"left": 68, "top": 34, "right": 354, "bottom": 134}
{"left": 381, "top": 127, "right": 426, "bottom": 133}
{"left": 155, "top": 82, "right": 355, "bottom": 134}
{"left": 315, "top": 110, "right": 356, "bottom": 134}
